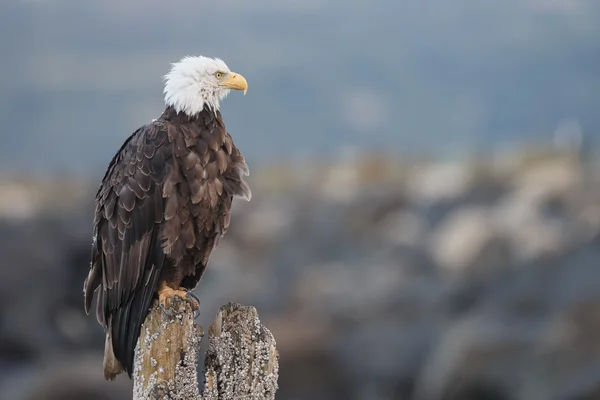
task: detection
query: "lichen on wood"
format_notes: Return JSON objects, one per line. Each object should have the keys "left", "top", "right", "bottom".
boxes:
{"left": 133, "top": 297, "right": 279, "bottom": 400}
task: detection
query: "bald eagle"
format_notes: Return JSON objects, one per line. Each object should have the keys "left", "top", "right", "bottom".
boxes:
{"left": 83, "top": 56, "right": 251, "bottom": 380}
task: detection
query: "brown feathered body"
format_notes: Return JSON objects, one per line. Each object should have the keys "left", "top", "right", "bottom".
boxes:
{"left": 83, "top": 105, "right": 250, "bottom": 379}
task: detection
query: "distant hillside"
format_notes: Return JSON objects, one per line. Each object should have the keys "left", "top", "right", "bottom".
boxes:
{"left": 1, "top": 0, "right": 599, "bottom": 174}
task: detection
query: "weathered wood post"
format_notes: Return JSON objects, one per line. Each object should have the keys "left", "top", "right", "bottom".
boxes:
{"left": 133, "top": 297, "right": 279, "bottom": 400}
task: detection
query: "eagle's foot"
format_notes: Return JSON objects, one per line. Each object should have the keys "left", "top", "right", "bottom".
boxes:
{"left": 158, "top": 284, "right": 189, "bottom": 314}
{"left": 183, "top": 290, "right": 201, "bottom": 319}
{"left": 157, "top": 283, "right": 200, "bottom": 318}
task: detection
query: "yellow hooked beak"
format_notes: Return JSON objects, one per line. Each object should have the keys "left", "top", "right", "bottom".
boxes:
{"left": 219, "top": 72, "right": 248, "bottom": 95}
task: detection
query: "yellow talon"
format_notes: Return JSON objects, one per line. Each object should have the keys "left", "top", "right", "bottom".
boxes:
{"left": 157, "top": 282, "right": 199, "bottom": 311}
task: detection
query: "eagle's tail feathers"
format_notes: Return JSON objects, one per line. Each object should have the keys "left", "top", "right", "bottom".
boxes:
{"left": 103, "top": 328, "right": 123, "bottom": 381}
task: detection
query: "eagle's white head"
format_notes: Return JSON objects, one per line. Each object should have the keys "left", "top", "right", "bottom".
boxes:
{"left": 163, "top": 56, "right": 248, "bottom": 117}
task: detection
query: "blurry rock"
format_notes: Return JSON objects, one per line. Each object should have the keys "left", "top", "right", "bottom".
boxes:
{"left": 380, "top": 209, "right": 428, "bottom": 249}
{"left": 518, "top": 298, "right": 600, "bottom": 400}
{"left": 412, "top": 314, "right": 537, "bottom": 400}
{"left": 333, "top": 319, "right": 435, "bottom": 400}
{"left": 341, "top": 190, "right": 409, "bottom": 245}
{"left": 319, "top": 162, "right": 362, "bottom": 203}
{"left": 293, "top": 261, "right": 357, "bottom": 314}
{"left": 406, "top": 162, "right": 474, "bottom": 205}
{"left": 500, "top": 212, "right": 566, "bottom": 263}
{"left": 415, "top": 244, "right": 600, "bottom": 400}
{"left": 428, "top": 206, "right": 510, "bottom": 274}
{"left": 493, "top": 165, "right": 577, "bottom": 263}
{"left": 293, "top": 261, "right": 407, "bottom": 320}
{"left": 236, "top": 198, "right": 294, "bottom": 244}
{"left": 575, "top": 205, "right": 600, "bottom": 244}
{"left": 0, "top": 183, "right": 41, "bottom": 220}
{"left": 53, "top": 306, "right": 90, "bottom": 345}
{"left": 511, "top": 158, "right": 582, "bottom": 198}
{"left": 0, "top": 179, "right": 90, "bottom": 221}
{"left": 0, "top": 221, "right": 69, "bottom": 362}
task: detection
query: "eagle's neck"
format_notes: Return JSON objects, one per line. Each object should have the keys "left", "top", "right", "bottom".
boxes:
{"left": 160, "top": 105, "right": 220, "bottom": 124}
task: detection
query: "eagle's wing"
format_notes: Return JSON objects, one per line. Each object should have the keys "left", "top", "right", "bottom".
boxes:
{"left": 83, "top": 120, "right": 169, "bottom": 376}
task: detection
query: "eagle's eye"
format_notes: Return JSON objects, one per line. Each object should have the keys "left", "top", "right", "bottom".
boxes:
{"left": 215, "top": 72, "right": 224, "bottom": 80}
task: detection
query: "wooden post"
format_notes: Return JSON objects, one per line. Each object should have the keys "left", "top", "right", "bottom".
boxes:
{"left": 133, "top": 297, "right": 279, "bottom": 400}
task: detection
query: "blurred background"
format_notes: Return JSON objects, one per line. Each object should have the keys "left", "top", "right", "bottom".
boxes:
{"left": 1, "top": 0, "right": 600, "bottom": 399}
